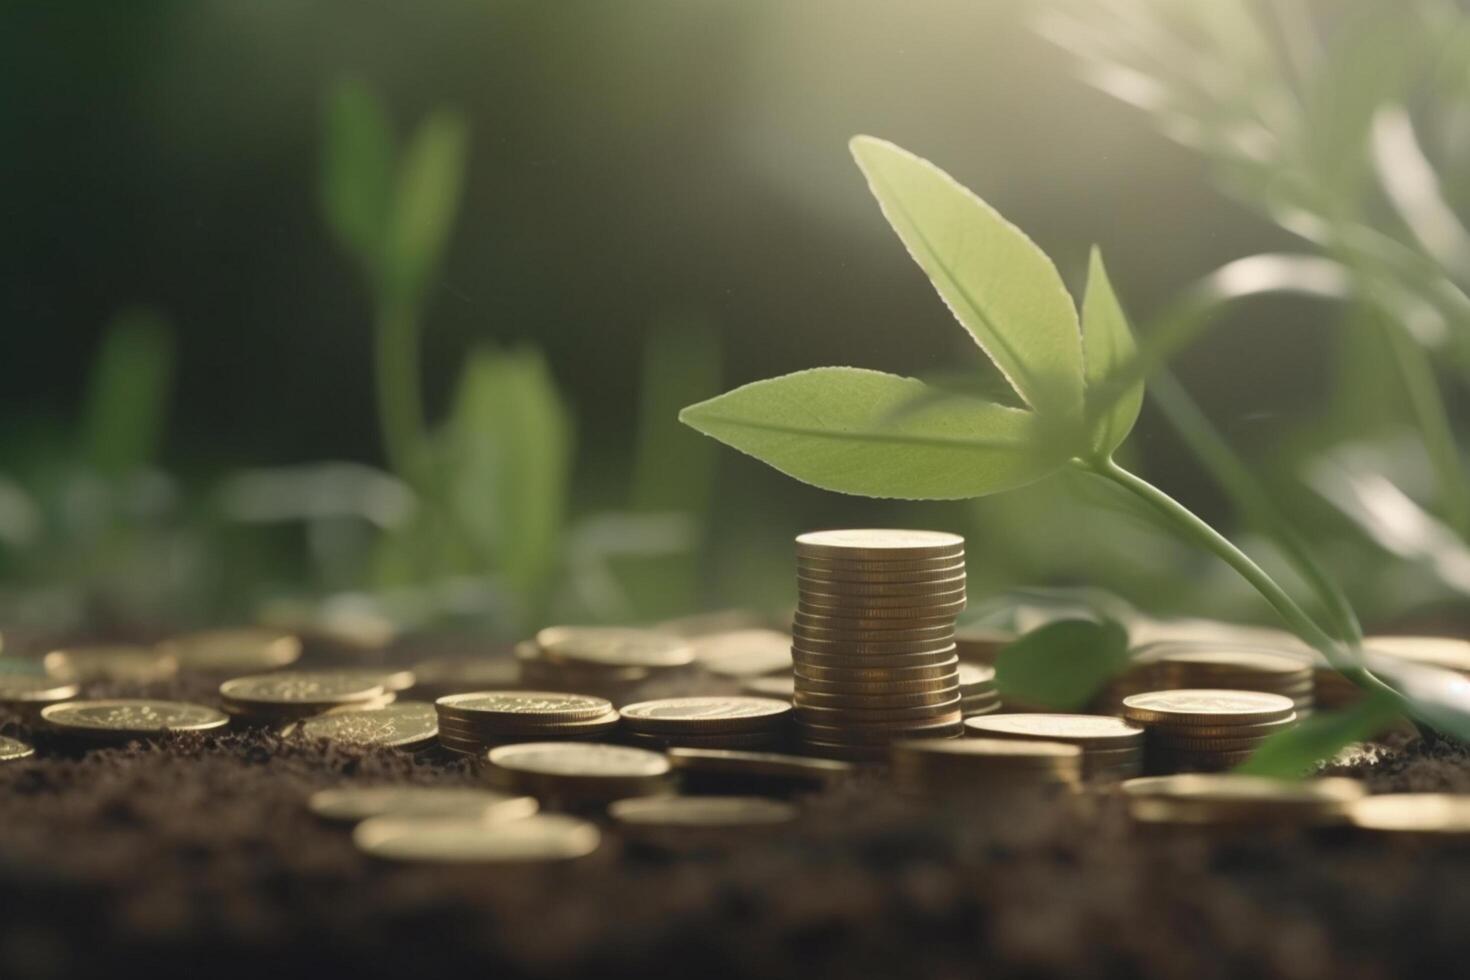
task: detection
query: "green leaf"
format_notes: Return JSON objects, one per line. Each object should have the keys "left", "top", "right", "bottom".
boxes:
{"left": 1235, "top": 690, "right": 1401, "bottom": 779}
{"left": 849, "top": 135, "right": 1084, "bottom": 421}
{"left": 993, "top": 618, "right": 1131, "bottom": 710}
{"left": 321, "top": 78, "right": 394, "bottom": 272}
{"left": 1081, "top": 247, "right": 1142, "bottom": 456}
{"left": 446, "top": 347, "right": 572, "bottom": 601}
{"left": 679, "top": 367, "right": 1068, "bottom": 500}
{"left": 386, "top": 109, "right": 469, "bottom": 301}
{"left": 82, "top": 309, "right": 174, "bottom": 477}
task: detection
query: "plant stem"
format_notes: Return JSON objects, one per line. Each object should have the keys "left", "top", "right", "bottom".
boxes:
{"left": 1085, "top": 456, "right": 1403, "bottom": 705}
{"left": 374, "top": 297, "right": 427, "bottom": 487}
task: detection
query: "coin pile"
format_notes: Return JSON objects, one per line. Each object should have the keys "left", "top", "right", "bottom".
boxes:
{"left": 220, "top": 671, "right": 391, "bottom": 723}
{"left": 519, "top": 627, "right": 696, "bottom": 703}
{"left": 889, "top": 737, "right": 1083, "bottom": 798}
{"left": 1122, "top": 774, "right": 1365, "bottom": 827}
{"left": 964, "top": 713, "right": 1144, "bottom": 780}
{"left": 434, "top": 691, "right": 619, "bottom": 755}
{"left": 958, "top": 663, "right": 1000, "bottom": 717}
{"left": 354, "top": 813, "right": 601, "bottom": 864}
{"left": 41, "top": 699, "right": 229, "bottom": 743}
{"left": 293, "top": 701, "right": 439, "bottom": 751}
{"left": 1122, "top": 690, "right": 1298, "bottom": 773}
{"left": 791, "top": 530, "right": 967, "bottom": 760}
{"left": 1135, "top": 643, "right": 1314, "bottom": 716}
{"left": 619, "top": 696, "right": 791, "bottom": 749}
{"left": 486, "top": 741, "right": 672, "bottom": 807}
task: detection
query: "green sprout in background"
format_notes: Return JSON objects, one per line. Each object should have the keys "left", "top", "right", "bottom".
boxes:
{"left": 682, "top": 135, "right": 1470, "bottom": 775}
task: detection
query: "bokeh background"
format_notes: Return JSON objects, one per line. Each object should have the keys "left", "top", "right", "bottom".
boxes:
{"left": 5, "top": 0, "right": 1470, "bottom": 640}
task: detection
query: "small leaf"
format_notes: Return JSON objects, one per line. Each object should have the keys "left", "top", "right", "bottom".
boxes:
{"left": 1081, "top": 247, "right": 1142, "bottom": 456}
{"left": 1235, "top": 690, "right": 1401, "bottom": 778}
{"left": 386, "top": 109, "right": 469, "bottom": 301}
{"left": 679, "top": 367, "right": 1068, "bottom": 500}
{"left": 850, "top": 135, "right": 1084, "bottom": 422}
{"left": 994, "top": 618, "right": 1131, "bottom": 710}
{"left": 320, "top": 78, "right": 394, "bottom": 273}
{"left": 82, "top": 309, "right": 173, "bottom": 477}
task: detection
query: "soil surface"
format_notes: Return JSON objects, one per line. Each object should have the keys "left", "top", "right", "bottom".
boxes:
{"left": 1, "top": 639, "right": 1468, "bottom": 980}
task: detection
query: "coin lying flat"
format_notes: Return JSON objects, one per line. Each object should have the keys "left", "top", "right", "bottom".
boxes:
{"left": 41, "top": 699, "right": 228, "bottom": 739}
{"left": 309, "top": 785, "right": 538, "bottom": 823}
{"left": 437, "top": 691, "right": 611, "bottom": 724}
{"left": 220, "top": 671, "right": 387, "bottom": 720}
{"left": 535, "top": 627, "right": 694, "bottom": 670}
{"left": 794, "top": 529, "right": 964, "bottom": 560}
{"left": 157, "top": 628, "right": 301, "bottom": 674}
{"left": 1122, "top": 774, "right": 1365, "bottom": 826}
{"left": 0, "top": 674, "right": 80, "bottom": 706}
{"left": 354, "top": 813, "right": 600, "bottom": 863}
{"left": 620, "top": 696, "right": 792, "bottom": 734}
{"left": 691, "top": 630, "right": 793, "bottom": 678}
{"left": 43, "top": 645, "right": 178, "bottom": 683}
{"left": 609, "top": 795, "right": 799, "bottom": 829}
{"left": 487, "top": 742, "right": 671, "bottom": 803}
{"left": 1348, "top": 793, "right": 1470, "bottom": 834}
{"left": 296, "top": 701, "right": 438, "bottom": 749}
{"left": 1122, "top": 690, "right": 1296, "bottom": 725}
{"left": 889, "top": 737, "right": 1082, "bottom": 796}
{"left": 965, "top": 713, "right": 1144, "bottom": 745}
{"left": 0, "top": 735, "right": 35, "bottom": 762}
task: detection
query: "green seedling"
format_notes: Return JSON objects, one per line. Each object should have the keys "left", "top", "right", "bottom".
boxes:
{"left": 681, "top": 136, "right": 1470, "bottom": 773}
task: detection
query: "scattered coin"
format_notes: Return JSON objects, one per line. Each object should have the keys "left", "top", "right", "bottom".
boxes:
{"left": 486, "top": 741, "right": 671, "bottom": 805}
{"left": 435, "top": 691, "right": 621, "bottom": 755}
{"left": 1138, "top": 643, "right": 1315, "bottom": 716}
{"left": 965, "top": 712, "right": 1144, "bottom": 779}
{"left": 691, "top": 629, "right": 793, "bottom": 678}
{"left": 309, "top": 785, "right": 538, "bottom": 823}
{"left": 41, "top": 699, "right": 229, "bottom": 741}
{"left": 156, "top": 628, "right": 301, "bottom": 674}
{"left": 220, "top": 671, "right": 388, "bottom": 722}
{"left": 0, "top": 674, "right": 79, "bottom": 711}
{"left": 0, "top": 735, "right": 35, "bottom": 762}
{"left": 295, "top": 701, "right": 439, "bottom": 750}
{"left": 1122, "top": 689, "right": 1298, "bottom": 774}
{"left": 794, "top": 529, "right": 964, "bottom": 561}
{"left": 620, "top": 696, "right": 791, "bottom": 735}
{"left": 354, "top": 813, "right": 600, "bottom": 863}
{"left": 1121, "top": 689, "right": 1298, "bottom": 726}
{"left": 43, "top": 645, "right": 178, "bottom": 683}
{"left": 1348, "top": 793, "right": 1470, "bottom": 835}
{"left": 1122, "top": 774, "right": 1365, "bottom": 826}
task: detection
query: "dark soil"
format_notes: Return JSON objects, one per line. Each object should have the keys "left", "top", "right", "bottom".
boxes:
{"left": 2, "top": 642, "right": 1469, "bottom": 980}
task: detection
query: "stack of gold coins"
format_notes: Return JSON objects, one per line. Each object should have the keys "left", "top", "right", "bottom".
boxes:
{"left": 434, "top": 691, "right": 619, "bottom": 755}
{"left": 791, "top": 530, "right": 967, "bottom": 761}
{"left": 618, "top": 696, "right": 791, "bottom": 749}
{"left": 519, "top": 627, "right": 696, "bottom": 703}
{"left": 219, "top": 671, "right": 391, "bottom": 723}
{"left": 486, "top": 742, "right": 672, "bottom": 808}
{"left": 958, "top": 663, "right": 1000, "bottom": 717}
{"left": 40, "top": 699, "right": 229, "bottom": 743}
{"left": 889, "top": 737, "right": 1082, "bottom": 798}
{"left": 690, "top": 629, "right": 793, "bottom": 679}
{"left": 964, "top": 713, "right": 1144, "bottom": 780}
{"left": 1141, "top": 643, "right": 1315, "bottom": 717}
{"left": 1122, "top": 690, "right": 1298, "bottom": 773}
{"left": 1122, "top": 774, "right": 1364, "bottom": 827}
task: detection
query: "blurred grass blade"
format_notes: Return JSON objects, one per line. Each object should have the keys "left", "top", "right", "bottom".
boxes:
{"left": 1235, "top": 690, "right": 1400, "bottom": 778}
{"left": 1372, "top": 104, "right": 1470, "bottom": 284}
{"left": 994, "top": 618, "right": 1131, "bottom": 710}
{"left": 632, "top": 313, "right": 721, "bottom": 512}
{"left": 849, "top": 135, "right": 1085, "bottom": 421}
{"left": 321, "top": 77, "right": 394, "bottom": 274}
{"left": 680, "top": 367, "right": 1069, "bottom": 500}
{"left": 82, "top": 309, "right": 174, "bottom": 477}
{"left": 447, "top": 347, "right": 572, "bottom": 599}
{"left": 387, "top": 109, "right": 468, "bottom": 301}
{"left": 1081, "top": 247, "right": 1142, "bottom": 456}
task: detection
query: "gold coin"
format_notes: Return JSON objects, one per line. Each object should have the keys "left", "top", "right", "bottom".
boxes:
{"left": 794, "top": 529, "right": 964, "bottom": 561}
{"left": 1146, "top": 732, "right": 1280, "bottom": 752}
{"left": 321, "top": 667, "right": 416, "bottom": 693}
{"left": 354, "top": 813, "right": 600, "bottom": 863}
{"left": 41, "top": 699, "right": 228, "bottom": 738}
{"left": 964, "top": 713, "right": 1144, "bottom": 745}
{"left": 794, "top": 647, "right": 959, "bottom": 670}
{"left": 795, "top": 673, "right": 958, "bottom": 696}
{"left": 435, "top": 691, "right": 612, "bottom": 724}
{"left": 690, "top": 630, "right": 792, "bottom": 678}
{"left": 795, "top": 657, "right": 959, "bottom": 683}
{"left": 609, "top": 795, "right": 798, "bottom": 829}
{"left": 435, "top": 709, "right": 621, "bottom": 738}
{"left": 43, "top": 645, "right": 177, "bottom": 683}
{"left": 740, "top": 675, "right": 794, "bottom": 699}
{"left": 535, "top": 627, "right": 693, "bottom": 669}
{"left": 795, "top": 598, "right": 968, "bottom": 621}
{"left": 309, "top": 785, "right": 539, "bottom": 823}
{"left": 666, "top": 747, "right": 854, "bottom": 783}
{"left": 1349, "top": 793, "right": 1470, "bottom": 833}
{"left": 487, "top": 742, "right": 672, "bottom": 800}
{"left": 297, "top": 701, "right": 438, "bottom": 749}
{"left": 220, "top": 671, "right": 386, "bottom": 715}
{"left": 1122, "top": 689, "right": 1296, "bottom": 725}
{"left": 0, "top": 674, "right": 79, "bottom": 705}
{"left": 1122, "top": 774, "right": 1364, "bottom": 825}
{"left": 0, "top": 735, "right": 34, "bottom": 762}
{"left": 619, "top": 697, "right": 792, "bottom": 734}
{"left": 411, "top": 656, "right": 521, "bottom": 693}
{"left": 157, "top": 628, "right": 301, "bottom": 674}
